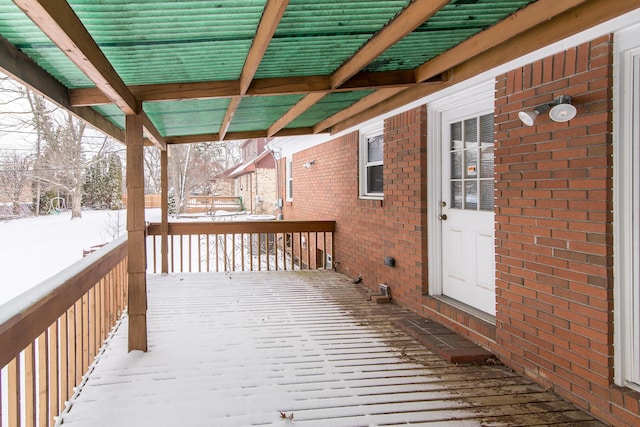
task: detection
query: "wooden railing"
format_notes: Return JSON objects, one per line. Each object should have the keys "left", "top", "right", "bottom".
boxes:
{"left": 146, "top": 221, "right": 335, "bottom": 273}
{"left": 185, "top": 196, "right": 243, "bottom": 213}
{"left": 0, "top": 237, "right": 128, "bottom": 427}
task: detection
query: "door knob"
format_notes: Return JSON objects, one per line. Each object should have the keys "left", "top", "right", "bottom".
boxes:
{"left": 438, "top": 214, "right": 447, "bottom": 221}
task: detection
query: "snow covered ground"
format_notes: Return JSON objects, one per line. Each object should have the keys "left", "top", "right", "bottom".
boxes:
{"left": 0, "top": 209, "right": 160, "bottom": 306}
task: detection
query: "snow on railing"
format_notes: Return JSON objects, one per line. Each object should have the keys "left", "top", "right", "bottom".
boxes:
{"left": 0, "top": 236, "right": 128, "bottom": 427}
{"left": 146, "top": 221, "right": 335, "bottom": 273}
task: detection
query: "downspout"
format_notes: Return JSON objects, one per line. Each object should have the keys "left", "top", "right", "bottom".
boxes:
{"left": 266, "top": 142, "right": 283, "bottom": 220}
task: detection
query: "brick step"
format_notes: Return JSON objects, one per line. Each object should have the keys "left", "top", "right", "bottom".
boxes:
{"left": 394, "top": 317, "right": 496, "bottom": 365}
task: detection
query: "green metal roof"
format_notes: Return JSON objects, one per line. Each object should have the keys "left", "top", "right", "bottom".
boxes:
{"left": 1, "top": 0, "right": 607, "bottom": 145}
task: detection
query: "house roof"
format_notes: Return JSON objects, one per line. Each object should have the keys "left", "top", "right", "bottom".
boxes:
{"left": 0, "top": 1, "right": 636, "bottom": 149}
{"left": 229, "top": 149, "right": 274, "bottom": 178}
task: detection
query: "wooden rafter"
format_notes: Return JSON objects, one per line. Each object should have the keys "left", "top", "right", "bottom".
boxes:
{"left": 313, "top": 87, "right": 408, "bottom": 134}
{"left": 68, "top": 70, "right": 428, "bottom": 107}
{"left": 142, "top": 115, "right": 166, "bottom": 151}
{"left": 165, "top": 127, "right": 321, "bottom": 145}
{"left": 268, "top": 93, "right": 327, "bottom": 137}
{"left": 12, "top": 0, "right": 139, "bottom": 115}
{"left": 219, "top": 0, "right": 289, "bottom": 140}
{"left": 330, "top": 0, "right": 449, "bottom": 89}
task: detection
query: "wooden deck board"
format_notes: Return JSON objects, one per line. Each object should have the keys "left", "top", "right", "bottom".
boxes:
{"left": 57, "top": 271, "right": 604, "bottom": 426}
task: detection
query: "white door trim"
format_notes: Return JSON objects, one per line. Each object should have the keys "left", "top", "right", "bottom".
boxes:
{"left": 613, "top": 22, "right": 640, "bottom": 390}
{"left": 426, "top": 80, "right": 494, "bottom": 297}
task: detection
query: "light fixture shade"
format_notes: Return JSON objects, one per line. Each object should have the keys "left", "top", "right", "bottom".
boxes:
{"left": 518, "top": 110, "right": 538, "bottom": 126}
{"left": 549, "top": 102, "right": 577, "bottom": 122}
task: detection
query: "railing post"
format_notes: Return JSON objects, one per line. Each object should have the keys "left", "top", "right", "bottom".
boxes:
{"left": 161, "top": 149, "right": 168, "bottom": 274}
{"left": 126, "top": 112, "right": 148, "bottom": 352}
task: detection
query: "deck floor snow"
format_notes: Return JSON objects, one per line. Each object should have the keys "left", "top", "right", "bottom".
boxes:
{"left": 57, "top": 271, "right": 604, "bottom": 426}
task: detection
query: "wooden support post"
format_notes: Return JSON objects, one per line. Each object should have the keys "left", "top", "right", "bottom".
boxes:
{"left": 126, "top": 112, "right": 148, "bottom": 352}
{"left": 161, "top": 149, "right": 168, "bottom": 274}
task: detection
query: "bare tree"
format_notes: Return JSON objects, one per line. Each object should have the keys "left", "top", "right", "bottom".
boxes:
{"left": 0, "top": 150, "right": 33, "bottom": 215}
{"left": 167, "top": 141, "right": 241, "bottom": 213}
{"left": 143, "top": 146, "right": 161, "bottom": 194}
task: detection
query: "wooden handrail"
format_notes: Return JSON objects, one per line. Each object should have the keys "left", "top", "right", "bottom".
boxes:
{"left": 0, "top": 236, "right": 127, "bottom": 368}
{"left": 147, "top": 220, "right": 336, "bottom": 235}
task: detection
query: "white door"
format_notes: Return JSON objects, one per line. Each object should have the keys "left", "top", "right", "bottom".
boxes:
{"left": 440, "top": 110, "right": 496, "bottom": 315}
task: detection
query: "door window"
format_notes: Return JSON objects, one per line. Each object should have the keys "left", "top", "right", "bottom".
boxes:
{"left": 449, "top": 114, "right": 494, "bottom": 211}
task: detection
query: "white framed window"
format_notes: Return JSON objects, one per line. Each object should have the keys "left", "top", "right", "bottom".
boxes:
{"left": 614, "top": 23, "right": 640, "bottom": 391}
{"left": 285, "top": 157, "right": 293, "bottom": 201}
{"left": 359, "top": 123, "right": 384, "bottom": 198}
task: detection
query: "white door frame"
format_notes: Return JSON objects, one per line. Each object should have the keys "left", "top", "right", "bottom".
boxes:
{"left": 613, "top": 22, "right": 640, "bottom": 391}
{"left": 426, "top": 80, "right": 494, "bottom": 297}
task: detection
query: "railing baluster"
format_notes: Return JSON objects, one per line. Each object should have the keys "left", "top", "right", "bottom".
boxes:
{"left": 223, "top": 234, "right": 228, "bottom": 272}
{"left": 152, "top": 235, "right": 157, "bottom": 274}
{"left": 257, "top": 233, "right": 262, "bottom": 271}
{"left": 249, "top": 233, "right": 254, "bottom": 271}
{"left": 206, "top": 234, "right": 210, "bottom": 272}
{"left": 66, "top": 306, "right": 76, "bottom": 401}
{"left": 49, "top": 321, "right": 59, "bottom": 426}
{"left": 215, "top": 234, "right": 220, "bottom": 273}
{"left": 8, "top": 357, "right": 20, "bottom": 427}
{"left": 275, "top": 233, "right": 279, "bottom": 271}
{"left": 307, "top": 232, "right": 311, "bottom": 270}
{"left": 170, "top": 235, "right": 175, "bottom": 273}
{"left": 241, "top": 233, "right": 245, "bottom": 271}
{"left": 266, "top": 233, "right": 270, "bottom": 271}
{"left": 197, "top": 234, "right": 202, "bottom": 273}
{"left": 25, "top": 343, "right": 36, "bottom": 426}
{"left": 58, "top": 311, "right": 71, "bottom": 413}
{"left": 37, "top": 331, "right": 49, "bottom": 427}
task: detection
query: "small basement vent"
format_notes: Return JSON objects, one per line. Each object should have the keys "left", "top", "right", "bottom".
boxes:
{"left": 325, "top": 254, "right": 332, "bottom": 270}
{"left": 379, "top": 284, "right": 390, "bottom": 297}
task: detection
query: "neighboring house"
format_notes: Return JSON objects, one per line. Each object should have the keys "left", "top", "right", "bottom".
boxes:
{"left": 227, "top": 138, "right": 277, "bottom": 215}
{"left": 273, "top": 11, "right": 640, "bottom": 427}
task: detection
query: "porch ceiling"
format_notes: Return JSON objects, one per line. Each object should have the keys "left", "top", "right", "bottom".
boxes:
{"left": 0, "top": 0, "right": 636, "bottom": 148}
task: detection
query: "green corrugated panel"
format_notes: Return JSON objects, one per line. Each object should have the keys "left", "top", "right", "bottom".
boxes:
{"left": 0, "top": 2, "right": 94, "bottom": 87}
{"left": 101, "top": 41, "right": 251, "bottom": 85}
{"left": 144, "top": 99, "right": 231, "bottom": 136}
{"left": 288, "top": 90, "right": 374, "bottom": 128}
{"left": 255, "top": 0, "right": 409, "bottom": 78}
{"left": 364, "top": 0, "right": 536, "bottom": 72}
{"left": 229, "top": 95, "right": 306, "bottom": 133}
{"left": 67, "top": 1, "right": 267, "bottom": 85}
{"left": 91, "top": 104, "right": 126, "bottom": 129}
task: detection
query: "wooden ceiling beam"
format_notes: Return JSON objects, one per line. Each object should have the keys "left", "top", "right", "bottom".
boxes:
{"left": 313, "top": 87, "right": 406, "bottom": 134}
{"left": 239, "top": 0, "right": 289, "bottom": 94}
{"left": 220, "top": 0, "right": 289, "bottom": 141}
{"left": 267, "top": 93, "right": 327, "bottom": 137}
{"left": 142, "top": 114, "right": 166, "bottom": 151}
{"left": 414, "top": 0, "right": 589, "bottom": 83}
{"left": 69, "top": 70, "right": 426, "bottom": 107}
{"left": 165, "top": 127, "right": 322, "bottom": 145}
{"left": 12, "top": 0, "right": 140, "bottom": 116}
{"left": 330, "top": 0, "right": 449, "bottom": 89}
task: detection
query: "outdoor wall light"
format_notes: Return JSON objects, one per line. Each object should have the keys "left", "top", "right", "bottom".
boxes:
{"left": 518, "top": 95, "right": 577, "bottom": 126}
{"left": 303, "top": 160, "right": 316, "bottom": 169}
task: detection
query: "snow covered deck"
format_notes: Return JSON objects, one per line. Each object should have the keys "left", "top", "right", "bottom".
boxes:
{"left": 57, "top": 271, "right": 603, "bottom": 426}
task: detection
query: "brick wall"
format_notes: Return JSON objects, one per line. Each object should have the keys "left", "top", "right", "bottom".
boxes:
{"left": 279, "top": 34, "right": 640, "bottom": 426}
{"left": 235, "top": 168, "right": 277, "bottom": 215}
{"left": 279, "top": 107, "right": 428, "bottom": 318}
{"left": 494, "top": 35, "right": 639, "bottom": 426}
